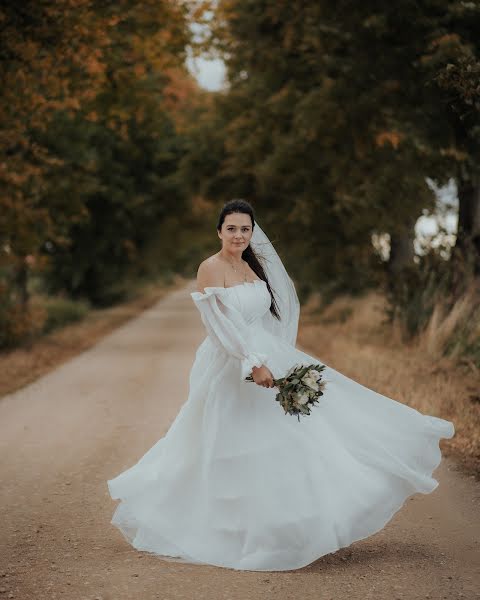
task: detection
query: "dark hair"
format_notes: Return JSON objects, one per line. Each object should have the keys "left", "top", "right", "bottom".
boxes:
{"left": 217, "top": 199, "right": 281, "bottom": 321}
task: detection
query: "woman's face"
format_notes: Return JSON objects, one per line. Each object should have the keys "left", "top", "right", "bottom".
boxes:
{"left": 218, "top": 213, "right": 253, "bottom": 252}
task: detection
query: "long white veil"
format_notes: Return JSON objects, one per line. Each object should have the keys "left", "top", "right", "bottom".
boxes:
{"left": 249, "top": 220, "right": 300, "bottom": 347}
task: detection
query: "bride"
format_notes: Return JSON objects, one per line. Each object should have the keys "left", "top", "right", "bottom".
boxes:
{"left": 107, "top": 199, "right": 455, "bottom": 572}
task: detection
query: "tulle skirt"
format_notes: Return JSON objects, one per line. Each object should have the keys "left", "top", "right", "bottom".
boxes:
{"left": 107, "top": 328, "right": 455, "bottom": 571}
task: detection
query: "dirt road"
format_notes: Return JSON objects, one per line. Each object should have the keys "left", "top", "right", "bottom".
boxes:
{"left": 0, "top": 281, "right": 479, "bottom": 600}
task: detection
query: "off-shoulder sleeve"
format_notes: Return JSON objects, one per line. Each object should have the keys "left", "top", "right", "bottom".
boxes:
{"left": 190, "top": 287, "right": 268, "bottom": 381}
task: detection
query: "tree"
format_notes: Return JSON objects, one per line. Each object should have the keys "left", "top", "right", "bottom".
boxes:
{"left": 0, "top": 0, "right": 195, "bottom": 341}
{"left": 188, "top": 0, "right": 480, "bottom": 294}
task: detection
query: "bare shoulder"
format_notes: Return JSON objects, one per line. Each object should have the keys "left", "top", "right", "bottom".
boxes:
{"left": 196, "top": 253, "right": 224, "bottom": 292}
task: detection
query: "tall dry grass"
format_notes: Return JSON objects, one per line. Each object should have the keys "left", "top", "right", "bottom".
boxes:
{"left": 297, "top": 289, "right": 480, "bottom": 479}
{"left": 419, "top": 284, "right": 480, "bottom": 369}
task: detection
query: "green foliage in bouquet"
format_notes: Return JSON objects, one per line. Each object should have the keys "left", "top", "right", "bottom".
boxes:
{"left": 246, "top": 363, "right": 326, "bottom": 421}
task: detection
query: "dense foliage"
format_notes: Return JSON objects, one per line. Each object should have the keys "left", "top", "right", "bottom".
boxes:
{"left": 186, "top": 1, "right": 479, "bottom": 291}
{"left": 0, "top": 0, "right": 202, "bottom": 341}
{"left": 1, "top": 1, "right": 479, "bottom": 355}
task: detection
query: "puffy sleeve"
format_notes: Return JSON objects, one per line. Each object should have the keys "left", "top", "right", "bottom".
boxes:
{"left": 190, "top": 286, "right": 268, "bottom": 381}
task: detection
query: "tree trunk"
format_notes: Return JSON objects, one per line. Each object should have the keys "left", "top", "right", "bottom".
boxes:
{"left": 455, "top": 174, "right": 480, "bottom": 276}
{"left": 14, "top": 259, "right": 29, "bottom": 307}
{"left": 388, "top": 225, "right": 415, "bottom": 278}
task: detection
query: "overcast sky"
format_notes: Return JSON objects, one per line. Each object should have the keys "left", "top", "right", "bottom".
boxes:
{"left": 186, "top": 55, "right": 226, "bottom": 91}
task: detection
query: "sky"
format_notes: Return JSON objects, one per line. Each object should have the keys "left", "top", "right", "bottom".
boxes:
{"left": 186, "top": 55, "right": 226, "bottom": 91}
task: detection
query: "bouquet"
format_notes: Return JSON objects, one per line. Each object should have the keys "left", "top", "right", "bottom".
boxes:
{"left": 245, "top": 363, "right": 326, "bottom": 421}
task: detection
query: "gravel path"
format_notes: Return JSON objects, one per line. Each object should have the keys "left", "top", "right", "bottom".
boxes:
{"left": 0, "top": 282, "right": 478, "bottom": 600}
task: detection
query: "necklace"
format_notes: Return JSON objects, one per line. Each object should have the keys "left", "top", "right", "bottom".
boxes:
{"left": 220, "top": 253, "right": 247, "bottom": 281}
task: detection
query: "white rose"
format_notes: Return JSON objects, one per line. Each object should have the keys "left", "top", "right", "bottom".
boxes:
{"left": 309, "top": 369, "right": 322, "bottom": 381}
{"left": 302, "top": 375, "right": 319, "bottom": 391}
{"left": 296, "top": 392, "right": 310, "bottom": 405}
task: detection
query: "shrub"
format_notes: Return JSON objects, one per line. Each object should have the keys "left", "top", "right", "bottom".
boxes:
{"left": 0, "top": 286, "right": 47, "bottom": 349}
{"left": 385, "top": 245, "right": 480, "bottom": 367}
{"left": 43, "top": 297, "right": 90, "bottom": 333}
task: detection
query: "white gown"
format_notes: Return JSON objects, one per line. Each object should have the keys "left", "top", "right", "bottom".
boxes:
{"left": 107, "top": 279, "right": 455, "bottom": 571}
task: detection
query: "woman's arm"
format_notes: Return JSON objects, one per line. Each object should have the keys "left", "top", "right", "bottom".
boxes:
{"left": 191, "top": 262, "right": 274, "bottom": 387}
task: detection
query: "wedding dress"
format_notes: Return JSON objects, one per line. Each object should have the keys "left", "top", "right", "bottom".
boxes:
{"left": 107, "top": 225, "right": 455, "bottom": 572}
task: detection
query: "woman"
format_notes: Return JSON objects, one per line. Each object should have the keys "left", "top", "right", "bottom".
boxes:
{"left": 107, "top": 199, "right": 455, "bottom": 572}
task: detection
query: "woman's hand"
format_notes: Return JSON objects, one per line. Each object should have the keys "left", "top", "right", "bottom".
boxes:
{"left": 251, "top": 365, "right": 275, "bottom": 388}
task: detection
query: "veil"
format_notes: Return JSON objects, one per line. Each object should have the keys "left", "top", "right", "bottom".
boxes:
{"left": 249, "top": 220, "right": 300, "bottom": 346}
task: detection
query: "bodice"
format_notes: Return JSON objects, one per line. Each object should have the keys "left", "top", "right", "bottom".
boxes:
{"left": 215, "top": 279, "right": 271, "bottom": 325}
{"left": 190, "top": 278, "right": 275, "bottom": 370}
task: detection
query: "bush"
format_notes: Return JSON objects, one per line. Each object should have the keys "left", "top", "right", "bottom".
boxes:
{"left": 43, "top": 297, "right": 90, "bottom": 333}
{"left": 0, "top": 286, "right": 47, "bottom": 349}
{"left": 385, "top": 246, "right": 480, "bottom": 367}
{"left": 423, "top": 287, "right": 480, "bottom": 367}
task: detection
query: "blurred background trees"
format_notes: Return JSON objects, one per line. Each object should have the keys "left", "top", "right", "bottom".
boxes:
{"left": 1, "top": 0, "right": 478, "bottom": 363}
{"left": 0, "top": 0, "right": 202, "bottom": 343}
{"left": 185, "top": 0, "right": 479, "bottom": 362}
{"left": 188, "top": 0, "right": 479, "bottom": 280}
